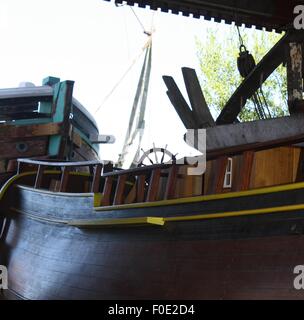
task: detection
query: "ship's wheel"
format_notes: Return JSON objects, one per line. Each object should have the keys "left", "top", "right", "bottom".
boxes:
{"left": 137, "top": 144, "right": 177, "bottom": 167}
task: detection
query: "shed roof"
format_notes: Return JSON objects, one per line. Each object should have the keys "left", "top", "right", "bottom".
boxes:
{"left": 104, "top": 0, "right": 299, "bottom": 31}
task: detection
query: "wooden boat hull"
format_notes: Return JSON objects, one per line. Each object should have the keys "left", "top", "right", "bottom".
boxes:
{"left": 2, "top": 178, "right": 304, "bottom": 299}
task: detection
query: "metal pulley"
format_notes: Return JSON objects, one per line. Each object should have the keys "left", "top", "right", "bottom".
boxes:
{"left": 237, "top": 45, "right": 256, "bottom": 78}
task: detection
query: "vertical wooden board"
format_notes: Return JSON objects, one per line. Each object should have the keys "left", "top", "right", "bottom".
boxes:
{"left": 113, "top": 174, "right": 128, "bottom": 205}
{"left": 124, "top": 184, "right": 137, "bottom": 204}
{"left": 102, "top": 177, "right": 113, "bottom": 206}
{"left": 206, "top": 157, "right": 228, "bottom": 195}
{"left": 235, "top": 151, "right": 255, "bottom": 191}
{"left": 203, "top": 161, "right": 212, "bottom": 195}
{"left": 286, "top": 43, "right": 303, "bottom": 114}
{"left": 174, "top": 166, "right": 184, "bottom": 198}
{"left": 137, "top": 175, "right": 146, "bottom": 203}
{"left": 164, "top": 165, "right": 179, "bottom": 200}
{"left": 293, "top": 147, "right": 303, "bottom": 182}
{"left": 250, "top": 147, "right": 295, "bottom": 188}
{"left": 146, "top": 168, "right": 161, "bottom": 202}
{"left": 91, "top": 164, "right": 103, "bottom": 193}
{"left": 231, "top": 155, "right": 242, "bottom": 192}
{"left": 181, "top": 166, "right": 195, "bottom": 198}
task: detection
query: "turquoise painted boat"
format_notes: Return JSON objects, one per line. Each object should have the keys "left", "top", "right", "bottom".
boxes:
{"left": 0, "top": 76, "right": 114, "bottom": 187}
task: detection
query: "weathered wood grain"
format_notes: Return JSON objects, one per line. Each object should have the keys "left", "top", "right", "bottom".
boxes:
{"left": 182, "top": 67, "right": 215, "bottom": 128}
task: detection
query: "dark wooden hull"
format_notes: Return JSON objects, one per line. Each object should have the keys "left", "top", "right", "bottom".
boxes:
{"left": 2, "top": 182, "right": 304, "bottom": 299}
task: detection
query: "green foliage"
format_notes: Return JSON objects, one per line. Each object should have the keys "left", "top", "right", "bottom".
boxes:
{"left": 195, "top": 26, "right": 288, "bottom": 121}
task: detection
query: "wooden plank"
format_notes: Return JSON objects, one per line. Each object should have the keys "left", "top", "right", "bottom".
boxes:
{"left": 0, "top": 123, "right": 61, "bottom": 142}
{"left": 182, "top": 67, "right": 215, "bottom": 128}
{"left": 34, "top": 165, "right": 44, "bottom": 189}
{"left": 124, "top": 184, "right": 137, "bottom": 204}
{"left": 137, "top": 175, "right": 146, "bottom": 202}
{"left": 18, "top": 158, "right": 102, "bottom": 167}
{"left": 163, "top": 76, "right": 198, "bottom": 129}
{"left": 146, "top": 168, "right": 161, "bottom": 202}
{"left": 207, "top": 157, "right": 228, "bottom": 194}
{"left": 236, "top": 151, "right": 255, "bottom": 191}
{"left": 295, "top": 148, "right": 304, "bottom": 182}
{"left": 286, "top": 42, "right": 303, "bottom": 114}
{"left": 91, "top": 164, "right": 103, "bottom": 193}
{"left": 0, "top": 138, "right": 48, "bottom": 161}
{"left": 164, "top": 164, "right": 179, "bottom": 200}
{"left": 206, "top": 114, "right": 304, "bottom": 158}
{"left": 113, "top": 174, "right": 128, "bottom": 205}
{"left": 249, "top": 147, "right": 296, "bottom": 188}
{"left": 59, "top": 167, "right": 70, "bottom": 192}
{"left": 102, "top": 177, "right": 113, "bottom": 206}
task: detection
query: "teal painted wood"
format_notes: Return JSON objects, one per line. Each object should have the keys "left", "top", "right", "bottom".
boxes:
{"left": 39, "top": 76, "right": 60, "bottom": 114}
{"left": 48, "top": 80, "right": 74, "bottom": 157}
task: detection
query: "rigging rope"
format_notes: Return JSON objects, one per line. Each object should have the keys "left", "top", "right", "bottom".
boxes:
{"left": 117, "top": 41, "right": 152, "bottom": 168}
{"left": 236, "top": 27, "right": 271, "bottom": 120}
{"left": 94, "top": 38, "right": 151, "bottom": 114}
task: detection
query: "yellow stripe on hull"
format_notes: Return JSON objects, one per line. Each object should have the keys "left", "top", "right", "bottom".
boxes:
{"left": 69, "top": 217, "right": 165, "bottom": 228}
{"left": 94, "top": 180, "right": 304, "bottom": 211}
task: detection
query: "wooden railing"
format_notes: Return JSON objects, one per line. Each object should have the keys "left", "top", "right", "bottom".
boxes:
{"left": 99, "top": 163, "right": 183, "bottom": 206}
{"left": 16, "top": 158, "right": 206, "bottom": 206}
{"left": 16, "top": 158, "right": 187, "bottom": 204}
{"left": 17, "top": 158, "right": 111, "bottom": 193}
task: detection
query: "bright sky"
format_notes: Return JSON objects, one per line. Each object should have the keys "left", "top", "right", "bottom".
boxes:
{"left": 0, "top": 0, "right": 230, "bottom": 165}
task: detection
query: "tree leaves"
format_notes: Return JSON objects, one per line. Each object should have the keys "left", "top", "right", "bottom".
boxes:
{"left": 196, "top": 26, "right": 288, "bottom": 121}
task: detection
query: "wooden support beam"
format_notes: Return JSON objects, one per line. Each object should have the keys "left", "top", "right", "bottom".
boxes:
{"left": 216, "top": 31, "right": 292, "bottom": 125}
{"left": 102, "top": 177, "right": 113, "bottom": 206}
{"left": 182, "top": 67, "right": 215, "bottom": 128}
{"left": 91, "top": 164, "right": 103, "bottom": 193}
{"left": 0, "top": 123, "right": 61, "bottom": 142}
{"left": 286, "top": 42, "right": 304, "bottom": 114}
{"left": 113, "top": 174, "right": 128, "bottom": 205}
{"left": 164, "top": 165, "right": 178, "bottom": 200}
{"left": 146, "top": 168, "right": 161, "bottom": 202}
{"left": 205, "top": 114, "right": 304, "bottom": 159}
{"left": 137, "top": 175, "right": 146, "bottom": 202}
{"left": 163, "top": 76, "right": 198, "bottom": 129}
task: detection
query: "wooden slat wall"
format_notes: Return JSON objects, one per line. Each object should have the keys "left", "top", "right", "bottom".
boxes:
{"left": 249, "top": 147, "right": 301, "bottom": 189}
